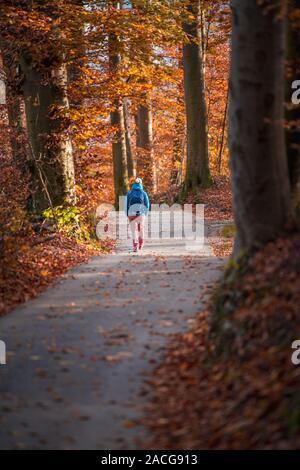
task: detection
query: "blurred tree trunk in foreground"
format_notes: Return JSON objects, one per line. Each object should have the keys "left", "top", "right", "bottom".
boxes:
{"left": 229, "top": 0, "right": 290, "bottom": 255}
{"left": 286, "top": 0, "right": 300, "bottom": 228}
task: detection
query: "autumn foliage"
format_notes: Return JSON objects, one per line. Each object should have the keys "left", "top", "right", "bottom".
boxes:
{"left": 1, "top": 0, "right": 300, "bottom": 453}
{"left": 0, "top": 0, "right": 230, "bottom": 314}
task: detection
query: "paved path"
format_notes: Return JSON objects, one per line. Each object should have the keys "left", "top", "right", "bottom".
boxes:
{"left": 0, "top": 222, "right": 226, "bottom": 449}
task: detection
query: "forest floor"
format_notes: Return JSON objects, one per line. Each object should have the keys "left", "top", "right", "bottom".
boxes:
{"left": 0, "top": 176, "right": 237, "bottom": 449}
{"left": 0, "top": 217, "right": 231, "bottom": 449}
{"left": 0, "top": 142, "right": 114, "bottom": 318}
{"left": 0, "top": 235, "right": 102, "bottom": 317}
{"left": 143, "top": 232, "right": 300, "bottom": 449}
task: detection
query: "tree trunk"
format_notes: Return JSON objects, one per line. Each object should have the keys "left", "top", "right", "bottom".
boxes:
{"left": 229, "top": 0, "right": 290, "bottom": 255}
{"left": 1, "top": 51, "right": 29, "bottom": 175}
{"left": 171, "top": 113, "right": 185, "bottom": 186}
{"left": 183, "top": 0, "right": 210, "bottom": 192}
{"left": 130, "top": 0, "right": 156, "bottom": 193}
{"left": 286, "top": 0, "right": 300, "bottom": 227}
{"left": 121, "top": 0, "right": 136, "bottom": 181}
{"left": 109, "top": 1, "right": 128, "bottom": 207}
{"left": 134, "top": 113, "right": 140, "bottom": 147}
{"left": 123, "top": 97, "right": 135, "bottom": 180}
{"left": 110, "top": 101, "right": 128, "bottom": 207}
{"left": 136, "top": 96, "right": 156, "bottom": 193}
{"left": 171, "top": 57, "right": 185, "bottom": 186}
{"left": 216, "top": 85, "right": 229, "bottom": 174}
{"left": 67, "top": 0, "right": 85, "bottom": 109}
{"left": 21, "top": 58, "right": 76, "bottom": 213}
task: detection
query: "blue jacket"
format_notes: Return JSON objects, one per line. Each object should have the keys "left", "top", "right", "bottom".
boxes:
{"left": 125, "top": 182, "right": 150, "bottom": 216}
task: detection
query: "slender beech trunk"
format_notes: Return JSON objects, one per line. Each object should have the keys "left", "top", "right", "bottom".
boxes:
{"left": 110, "top": 99, "right": 128, "bottom": 207}
{"left": 6, "top": 94, "right": 28, "bottom": 174}
{"left": 120, "top": 0, "right": 135, "bottom": 181}
{"left": 67, "top": 0, "right": 85, "bottom": 109}
{"left": 130, "top": 0, "right": 156, "bottom": 193}
{"left": 109, "top": 1, "right": 128, "bottom": 207}
{"left": 286, "top": 0, "right": 300, "bottom": 227}
{"left": 21, "top": 57, "right": 75, "bottom": 212}
{"left": 216, "top": 85, "right": 229, "bottom": 174}
{"left": 183, "top": 0, "right": 210, "bottom": 191}
{"left": 136, "top": 94, "right": 156, "bottom": 193}
{"left": 1, "top": 51, "right": 29, "bottom": 175}
{"left": 171, "top": 55, "right": 185, "bottom": 186}
{"left": 199, "top": 1, "right": 208, "bottom": 79}
{"left": 123, "top": 97, "right": 135, "bottom": 179}
{"left": 229, "top": 0, "right": 290, "bottom": 255}
{"left": 134, "top": 113, "right": 140, "bottom": 147}
{"left": 171, "top": 112, "right": 185, "bottom": 186}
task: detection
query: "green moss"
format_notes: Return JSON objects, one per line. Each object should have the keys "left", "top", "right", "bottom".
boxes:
{"left": 209, "top": 252, "right": 249, "bottom": 357}
{"left": 42, "top": 205, "right": 97, "bottom": 242}
{"left": 201, "top": 172, "right": 213, "bottom": 189}
{"left": 283, "top": 396, "right": 300, "bottom": 436}
{"left": 221, "top": 224, "right": 236, "bottom": 238}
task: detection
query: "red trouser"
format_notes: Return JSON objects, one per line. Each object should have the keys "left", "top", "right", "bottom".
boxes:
{"left": 128, "top": 216, "right": 145, "bottom": 248}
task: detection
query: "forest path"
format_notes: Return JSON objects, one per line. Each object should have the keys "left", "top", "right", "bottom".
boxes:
{"left": 0, "top": 221, "right": 227, "bottom": 449}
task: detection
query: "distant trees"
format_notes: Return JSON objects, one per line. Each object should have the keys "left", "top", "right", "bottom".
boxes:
{"left": 0, "top": 0, "right": 232, "bottom": 215}
{"left": 2, "top": 0, "right": 300, "bottom": 258}
{"left": 229, "top": 0, "right": 290, "bottom": 254}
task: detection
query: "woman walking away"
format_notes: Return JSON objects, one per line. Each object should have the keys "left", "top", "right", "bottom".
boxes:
{"left": 125, "top": 178, "right": 150, "bottom": 253}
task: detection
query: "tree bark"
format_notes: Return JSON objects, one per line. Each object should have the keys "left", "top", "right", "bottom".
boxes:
{"left": 109, "top": 1, "right": 128, "bottom": 207}
{"left": 136, "top": 95, "right": 156, "bottom": 193}
{"left": 130, "top": 0, "right": 156, "bottom": 193}
{"left": 171, "top": 113, "right": 185, "bottom": 186}
{"left": 67, "top": 0, "right": 85, "bottom": 109}
{"left": 123, "top": 97, "right": 135, "bottom": 180}
{"left": 171, "top": 56, "right": 185, "bottom": 186}
{"left": 1, "top": 50, "right": 29, "bottom": 175}
{"left": 21, "top": 58, "right": 76, "bottom": 213}
{"left": 286, "top": 0, "right": 300, "bottom": 227}
{"left": 110, "top": 101, "right": 128, "bottom": 207}
{"left": 216, "top": 85, "right": 229, "bottom": 174}
{"left": 229, "top": 0, "right": 290, "bottom": 255}
{"left": 183, "top": 0, "right": 210, "bottom": 192}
